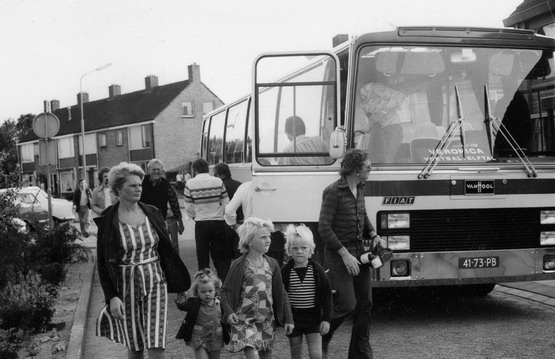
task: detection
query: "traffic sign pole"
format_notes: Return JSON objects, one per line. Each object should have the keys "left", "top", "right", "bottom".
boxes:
{"left": 33, "top": 102, "right": 60, "bottom": 229}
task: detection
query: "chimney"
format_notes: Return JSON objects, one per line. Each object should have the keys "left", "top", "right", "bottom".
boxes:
{"left": 77, "top": 92, "right": 89, "bottom": 105}
{"left": 50, "top": 99, "right": 60, "bottom": 111}
{"left": 145, "top": 75, "right": 159, "bottom": 91}
{"left": 332, "top": 34, "right": 349, "bottom": 47}
{"left": 188, "top": 63, "right": 200, "bottom": 83}
{"left": 109, "top": 84, "right": 121, "bottom": 99}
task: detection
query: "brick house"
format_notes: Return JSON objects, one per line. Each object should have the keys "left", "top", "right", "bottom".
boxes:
{"left": 17, "top": 63, "right": 223, "bottom": 197}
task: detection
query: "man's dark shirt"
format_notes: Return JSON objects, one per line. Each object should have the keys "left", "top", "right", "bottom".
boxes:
{"left": 140, "top": 175, "right": 182, "bottom": 221}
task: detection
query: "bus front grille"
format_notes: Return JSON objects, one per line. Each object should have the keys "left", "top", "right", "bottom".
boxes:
{"left": 408, "top": 208, "right": 539, "bottom": 252}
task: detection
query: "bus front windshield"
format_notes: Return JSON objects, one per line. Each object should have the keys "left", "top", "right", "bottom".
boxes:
{"left": 353, "top": 45, "right": 555, "bottom": 165}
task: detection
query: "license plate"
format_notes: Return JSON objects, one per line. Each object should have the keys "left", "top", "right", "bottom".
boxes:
{"left": 458, "top": 256, "right": 499, "bottom": 269}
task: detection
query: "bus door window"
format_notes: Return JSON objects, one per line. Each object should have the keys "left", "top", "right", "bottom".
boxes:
{"left": 255, "top": 54, "right": 338, "bottom": 166}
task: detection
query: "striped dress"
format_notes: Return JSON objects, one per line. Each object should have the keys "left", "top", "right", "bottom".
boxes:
{"left": 96, "top": 216, "right": 168, "bottom": 351}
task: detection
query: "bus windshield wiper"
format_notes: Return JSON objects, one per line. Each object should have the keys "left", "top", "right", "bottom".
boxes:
{"left": 483, "top": 85, "right": 537, "bottom": 178}
{"left": 418, "top": 86, "right": 467, "bottom": 179}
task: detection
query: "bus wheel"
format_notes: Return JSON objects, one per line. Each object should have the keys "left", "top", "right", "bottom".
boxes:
{"left": 464, "top": 283, "right": 496, "bottom": 296}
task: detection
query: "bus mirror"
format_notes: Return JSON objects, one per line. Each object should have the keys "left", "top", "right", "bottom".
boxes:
{"left": 329, "top": 126, "right": 345, "bottom": 159}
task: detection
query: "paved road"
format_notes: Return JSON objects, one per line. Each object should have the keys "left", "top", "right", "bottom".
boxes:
{"left": 79, "top": 213, "right": 555, "bottom": 359}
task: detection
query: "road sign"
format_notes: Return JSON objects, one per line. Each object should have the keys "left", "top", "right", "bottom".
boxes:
{"left": 39, "top": 139, "right": 57, "bottom": 166}
{"left": 33, "top": 112, "right": 60, "bottom": 138}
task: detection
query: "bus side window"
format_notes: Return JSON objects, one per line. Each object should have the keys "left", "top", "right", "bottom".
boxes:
{"left": 225, "top": 99, "right": 249, "bottom": 164}
{"left": 208, "top": 110, "right": 226, "bottom": 165}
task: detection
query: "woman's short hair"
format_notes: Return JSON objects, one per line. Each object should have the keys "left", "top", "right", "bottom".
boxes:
{"left": 108, "top": 162, "right": 145, "bottom": 196}
{"left": 97, "top": 167, "right": 110, "bottom": 183}
{"left": 237, "top": 217, "right": 274, "bottom": 254}
{"left": 189, "top": 268, "right": 221, "bottom": 297}
{"left": 339, "top": 149, "right": 370, "bottom": 177}
{"left": 284, "top": 224, "right": 315, "bottom": 256}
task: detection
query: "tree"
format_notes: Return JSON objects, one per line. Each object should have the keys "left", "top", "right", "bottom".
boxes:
{"left": 0, "top": 114, "right": 34, "bottom": 188}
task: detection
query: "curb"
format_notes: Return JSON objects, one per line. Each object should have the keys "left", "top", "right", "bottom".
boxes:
{"left": 66, "top": 256, "right": 96, "bottom": 359}
{"left": 496, "top": 283, "right": 555, "bottom": 307}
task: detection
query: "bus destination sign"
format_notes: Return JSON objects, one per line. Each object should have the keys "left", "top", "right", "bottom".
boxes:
{"left": 464, "top": 180, "right": 494, "bottom": 195}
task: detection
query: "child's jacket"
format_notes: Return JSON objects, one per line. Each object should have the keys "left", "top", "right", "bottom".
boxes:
{"left": 175, "top": 296, "right": 230, "bottom": 343}
{"left": 281, "top": 258, "right": 333, "bottom": 323}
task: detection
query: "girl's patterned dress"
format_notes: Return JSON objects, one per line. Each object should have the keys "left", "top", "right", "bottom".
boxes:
{"left": 229, "top": 257, "right": 275, "bottom": 352}
{"left": 96, "top": 217, "right": 168, "bottom": 351}
{"left": 187, "top": 298, "right": 224, "bottom": 352}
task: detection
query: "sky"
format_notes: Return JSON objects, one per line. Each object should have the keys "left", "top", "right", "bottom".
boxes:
{"left": 0, "top": 0, "right": 524, "bottom": 123}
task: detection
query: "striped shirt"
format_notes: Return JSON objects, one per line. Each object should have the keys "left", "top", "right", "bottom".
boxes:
{"left": 279, "top": 135, "right": 333, "bottom": 166}
{"left": 288, "top": 266, "right": 316, "bottom": 309}
{"left": 183, "top": 173, "right": 229, "bottom": 221}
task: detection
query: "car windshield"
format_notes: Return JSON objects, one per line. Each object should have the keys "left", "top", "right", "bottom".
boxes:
{"left": 17, "top": 193, "right": 37, "bottom": 205}
{"left": 354, "top": 45, "right": 555, "bottom": 165}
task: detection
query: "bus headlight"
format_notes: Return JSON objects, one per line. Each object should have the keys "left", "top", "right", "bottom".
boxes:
{"left": 391, "top": 260, "right": 410, "bottom": 277}
{"left": 540, "top": 232, "right": 555, "bottom": 246}
{"left": 541, "top": 210, "right": 555, "bottom": 225}
{"left": 543, "top": 255, "right": 555, "bottom": 270}
{"left": 384, "top": 235, "right": 410, "bottom": 250}
{"left": 381, "top": 213, "right": 410, "bottom": 229}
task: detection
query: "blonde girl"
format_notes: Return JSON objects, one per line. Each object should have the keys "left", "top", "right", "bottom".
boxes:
{"left": 220, "top": 217, "right": 294, "bottom": 359}
{"left": 281, "top": 224, "right": 332, "bottom": 359}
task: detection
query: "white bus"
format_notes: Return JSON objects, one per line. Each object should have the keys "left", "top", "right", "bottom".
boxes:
{"left": 201, "top": 27, "right": 555, "bottom": 294}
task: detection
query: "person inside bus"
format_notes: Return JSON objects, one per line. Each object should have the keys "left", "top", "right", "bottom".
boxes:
{"left": 278, "top": 116, "right": 332, "bottom": 166}
{"left": 359, "top": 82, "right": 407, "bottom": 164}
{"left": 493, "top": 76, "right": 532, "bottom": 156}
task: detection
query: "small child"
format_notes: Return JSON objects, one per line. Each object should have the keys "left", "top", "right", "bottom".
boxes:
{"left": 176, "top": 268, "right": 229, "bottom": 359}
{"left": 220, "top": 217, "right": 294, "bottom": 359}
{"left": 281, "top": 224, "right": 333, "bottom": 359}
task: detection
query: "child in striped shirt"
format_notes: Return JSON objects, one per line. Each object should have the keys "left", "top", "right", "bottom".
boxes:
{"left": 281, "top": 224, "right": 333, "bottom": 359}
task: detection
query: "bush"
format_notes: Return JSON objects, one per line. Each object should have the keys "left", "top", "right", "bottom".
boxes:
{"left": 0, "top": 275, "right": 55, "bottom": 332}
{"left": 0, "top": 177, "right": 90, "bottom": 335}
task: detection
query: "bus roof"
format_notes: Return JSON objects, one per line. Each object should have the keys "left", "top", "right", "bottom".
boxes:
{"left": 354, "top": 26, "right": 555, "bottom": 48}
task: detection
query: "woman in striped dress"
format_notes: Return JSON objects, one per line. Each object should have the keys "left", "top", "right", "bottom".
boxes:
{"left": 94, "top": 162, "right": 190, "bottom": 359}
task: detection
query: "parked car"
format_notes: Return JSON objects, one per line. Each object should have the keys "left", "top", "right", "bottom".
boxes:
{"left": 0, "top": 186, "right": 74, "bottom": 228}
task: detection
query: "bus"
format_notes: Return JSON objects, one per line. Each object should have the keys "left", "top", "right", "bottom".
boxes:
{"left": 201, "top": 27, "right": 555, "bottom": 294}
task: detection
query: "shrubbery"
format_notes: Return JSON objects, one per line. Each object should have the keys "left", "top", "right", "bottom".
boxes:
{"left": 0, "top": 153, "right": 90, "bottom": 354}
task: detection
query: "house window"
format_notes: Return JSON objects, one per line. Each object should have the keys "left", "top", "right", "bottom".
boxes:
{"left": 78, "top": 133, "right": 97, "bottom": 155}
{"left": 99, "top": 133, "right": 107, "bottom": 148}
{"left": 21, "top": 143, "right": 34, "bottom": 163}
{"left": 116, "top": 130, "right": 123, "bottom": 146}
{"left": 203, "top": 102, "right": 214, "bottom": 115}
{"left": 59, "top": 171, "right": 75, "bottom": 193}
{"left": 57, "top": 137, "right": 74, "bottom": 159}
{"left": 182, "top": 101, "right": 194, "bottom": 117}
{"left": 141, "top": 125, "right": 152, "bottom": 147}
{"left": 129, "top": 124, "right": 152, "bottom": 149}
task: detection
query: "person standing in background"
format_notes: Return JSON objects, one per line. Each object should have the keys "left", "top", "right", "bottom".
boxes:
{"left": 73, "top": 179, "right": 92, "bottom": 237}
{"left": 91, "top": 167, "right": 118, "bottom": 218}
{"left": 140, "top": 159, "right": 184, "bottom": 254}
{"left": 184, "top": 158, "right": 230, "bottom": 281}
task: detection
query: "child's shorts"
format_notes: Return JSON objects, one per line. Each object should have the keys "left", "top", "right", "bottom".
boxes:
{"left": 287, "top": 307, "right": 321, "bottom": 338}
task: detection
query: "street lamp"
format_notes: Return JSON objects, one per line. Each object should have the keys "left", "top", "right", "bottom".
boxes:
{"left": 80, "top": 63, "right": 112, "bottom": 181}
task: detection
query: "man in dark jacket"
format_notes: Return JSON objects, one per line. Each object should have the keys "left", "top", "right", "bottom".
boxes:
{"left": 140, "top": 159, "right": 184, "bottom": 253}
{"left": 72, "top": 179, "right": 92, "bottom": 237}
